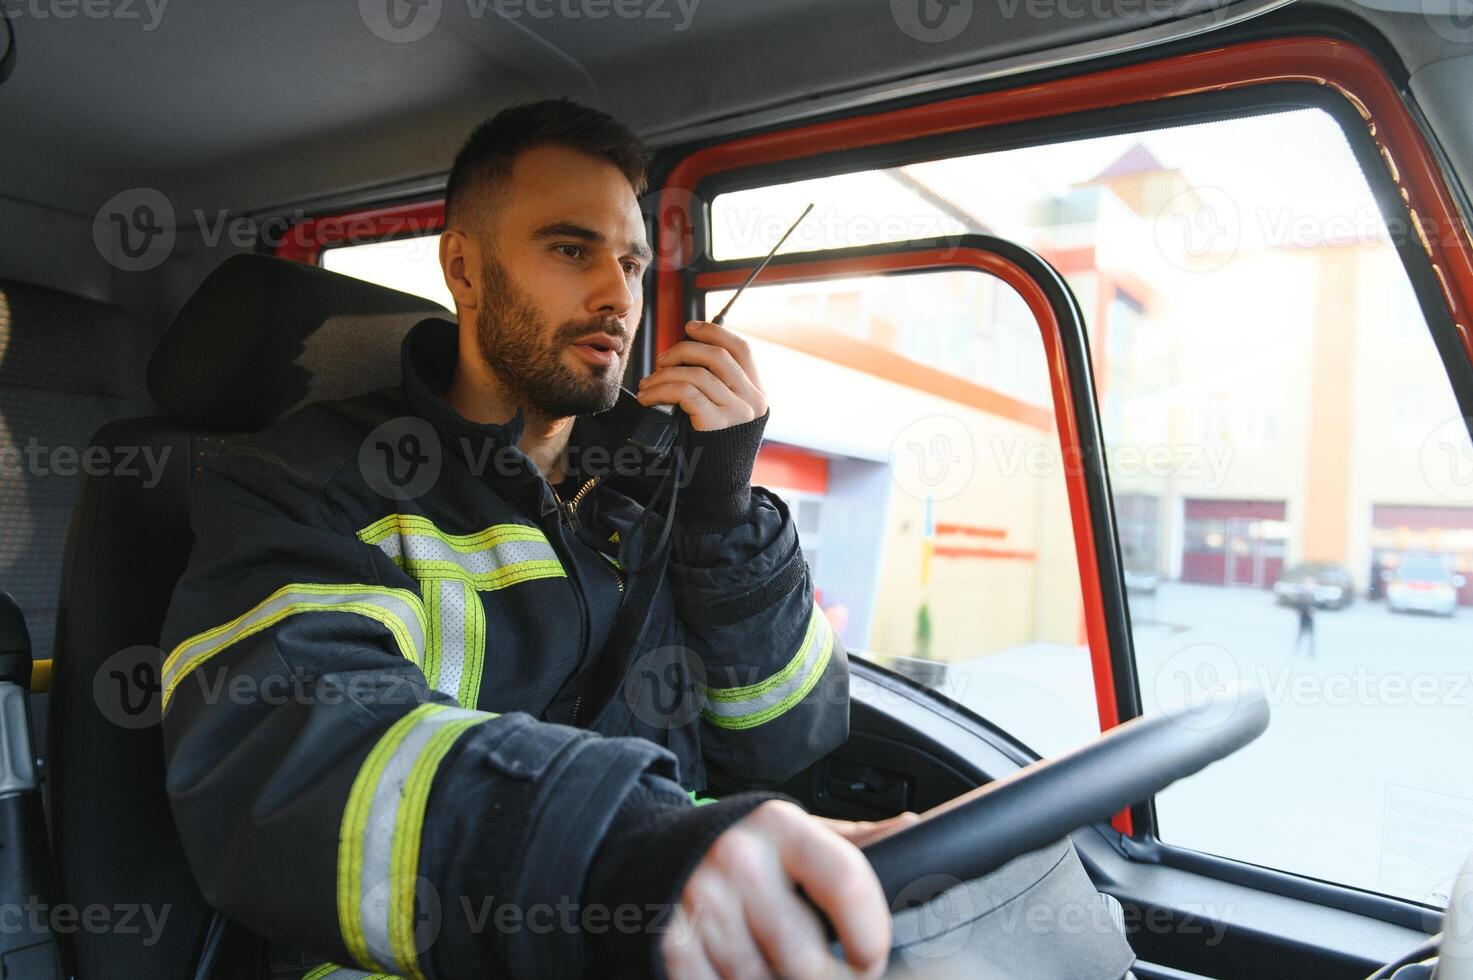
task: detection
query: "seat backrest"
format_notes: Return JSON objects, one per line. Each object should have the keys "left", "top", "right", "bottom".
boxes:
{"left": 47, "top": 255, "right": 446, "bottom": 979}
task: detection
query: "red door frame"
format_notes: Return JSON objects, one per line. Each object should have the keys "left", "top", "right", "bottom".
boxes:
{"left": 653, "top": 35, "right": 1473, "bottom": 764}
{"left": 655, "top": 36, "right": 1473, "bottom": 366}
{"left": 274, "top": 199, "right": 445, "bottom": 264}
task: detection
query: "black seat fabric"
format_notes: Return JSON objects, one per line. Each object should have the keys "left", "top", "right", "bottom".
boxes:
{"left": 47, "top": 255, "right": 445, "bottom": 979}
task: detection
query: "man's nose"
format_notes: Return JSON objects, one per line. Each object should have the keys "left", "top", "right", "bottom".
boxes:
{"left": 587, "top": 256, "right": 636, "bottom": 321}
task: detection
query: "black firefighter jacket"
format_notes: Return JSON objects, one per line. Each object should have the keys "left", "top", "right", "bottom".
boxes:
{"left": 157, "top": 317, "right": 851, "bottom": 979}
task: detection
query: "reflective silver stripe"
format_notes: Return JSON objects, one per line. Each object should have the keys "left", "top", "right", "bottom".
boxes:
{"left": 702, "top": 606, "right": 834, "bottom": 729}
{"left": 355, "top": 704, "right": 487, "bottom": 974}
{"left": 161, "top": 586, "right": 424, "bottom": 709}
{"left": 434, "top": 580, "right": 465, "bottom": 703}
{"left": 372, "top": 533, "right": 558, "bottom": 579}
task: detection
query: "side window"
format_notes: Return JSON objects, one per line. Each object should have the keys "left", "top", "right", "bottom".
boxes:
{"left": 321, "top": 236, "right": 452, "bottom": 310}
{"left": 1081, "top": 109, "right": 1472, "bottom": 907}
{"left": 699, "top": 268, "right": 1096, "bottom": 758}
{"left": 709, "top": 102, "right": 1472, "bottom": 907}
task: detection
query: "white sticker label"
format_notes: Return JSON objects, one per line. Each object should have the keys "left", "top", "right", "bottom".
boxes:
{"left": 1381, "top": 783, "right": 1473, "bottom": 904}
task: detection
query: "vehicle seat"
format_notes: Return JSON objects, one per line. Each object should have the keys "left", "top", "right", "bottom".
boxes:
{"left": 46, "top": 255, "right": 445, "bottom": 979}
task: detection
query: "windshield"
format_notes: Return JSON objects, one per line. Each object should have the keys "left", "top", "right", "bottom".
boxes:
{"left": 1396, "top": 557, "right": 1453, "bottom": 581}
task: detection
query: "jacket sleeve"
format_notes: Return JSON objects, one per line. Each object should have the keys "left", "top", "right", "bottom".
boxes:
{"left": 669, "top": 414, "right": 851, "bottom": 790}
{"left": 160, "top": 436, "right": 771, "bottom": 980}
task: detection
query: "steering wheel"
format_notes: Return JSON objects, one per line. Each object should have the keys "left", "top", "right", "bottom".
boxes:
{"left": 859, "top": 682, "right": 1271, "bottom": 907}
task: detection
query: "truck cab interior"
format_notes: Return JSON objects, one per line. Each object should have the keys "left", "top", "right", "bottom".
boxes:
{"left": 4, "top": 1, "right": 1473, "bottom": 978}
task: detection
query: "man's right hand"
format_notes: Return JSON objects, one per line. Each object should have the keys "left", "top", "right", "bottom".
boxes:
{"left": 661, "top": 800, "right": 892, "bottom": 979}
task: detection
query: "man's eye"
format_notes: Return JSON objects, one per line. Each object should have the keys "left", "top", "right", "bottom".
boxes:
{"left": 623, "top": 261, "right": 643, "bottom": 276}
{"left": 555, "top": 244, "right": 583, "bottom": 259}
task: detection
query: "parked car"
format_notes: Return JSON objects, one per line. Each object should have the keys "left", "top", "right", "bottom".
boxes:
{"left": 1273, "top": 562, "right": 1355, "bottom": 610}
{"left": 1121, "top": 545, "right": 1159, "bottom": 595}
{"left": 1384, "top": 553, "right": 1466, "bottom": 617}
{"left": 1123, "top": 568, "right": 1161, "bottom": 595}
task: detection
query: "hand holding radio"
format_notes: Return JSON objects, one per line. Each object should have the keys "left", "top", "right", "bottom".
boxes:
{"left": 634, "top": 318, "right": 768, "bottom": 431}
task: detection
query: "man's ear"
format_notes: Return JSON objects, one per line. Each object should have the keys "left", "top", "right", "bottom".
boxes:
{"left": 440, "top": 228, "right": 481, "bottom": 315}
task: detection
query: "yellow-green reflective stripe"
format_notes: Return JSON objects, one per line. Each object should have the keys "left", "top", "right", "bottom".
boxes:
{"left": 359, "top": 514, "right": 545, "bottom": 550}
{"left": 422, "top": 581, "right": 443, "bottom": 693}
{"left": 356, "top": 516, "right": 559, "bottom": 709}
{"left": 358, "top": 517, "right": 565, "bottom": 590}
{"left": 338, "top": 703, "right": 495, "bottom": 977}
{"left": 689, "top": 791, "right": 718, "bottom": 806}
{"left": 302, "top": 965, "right": 395, "bottom": 980}
{"left": 460, "top": 581, "right": 486, "bottom": 709}
{"left": 161, "top": 584, "right": 425, "bottom": 711}
{"left": 389, "top": 712, "right": 485, "bottom": 973}
{"left": 701, "top": 605, "right": 833, "bottom": 731}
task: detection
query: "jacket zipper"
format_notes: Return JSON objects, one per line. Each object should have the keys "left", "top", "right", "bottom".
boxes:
{"left": 553, "top": 475, "right": 625, "bottom": 593}
{"left": 553, "top": 475, "right": 599, "bottom": 532}
{"left": 553, "top": 475, "right": 625, "bottom": 726}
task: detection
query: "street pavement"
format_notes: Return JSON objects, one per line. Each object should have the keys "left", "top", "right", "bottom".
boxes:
{"left": 879, "top": 582, "right": 1473, "bottom": 908}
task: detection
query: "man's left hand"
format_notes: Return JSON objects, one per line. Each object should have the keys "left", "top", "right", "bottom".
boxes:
{"left": 636, "top": 320, "right": 768, "bottom": 431}
{"left": 817, "top": 812, "right": 921, "bottom": 847}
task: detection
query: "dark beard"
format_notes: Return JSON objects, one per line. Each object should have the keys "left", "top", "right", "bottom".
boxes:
{"left": 474, "top": 254, "right": 626, "bottom": 419}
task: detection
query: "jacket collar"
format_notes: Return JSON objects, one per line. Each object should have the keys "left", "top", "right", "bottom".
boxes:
{"left": 401, "top": 316, "right": 526, "bottom": 451}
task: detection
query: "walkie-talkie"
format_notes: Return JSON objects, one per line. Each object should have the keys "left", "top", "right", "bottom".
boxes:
{"left": 626, "top": 202, "right": 814, "bottom": 458}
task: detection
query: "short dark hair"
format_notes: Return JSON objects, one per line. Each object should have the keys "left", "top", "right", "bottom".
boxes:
{"left": 444, "top": 98, "right": 650, "bottom": 228}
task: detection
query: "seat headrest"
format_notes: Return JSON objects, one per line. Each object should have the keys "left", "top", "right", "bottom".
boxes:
{"left": 147, "top": 254, "right": 448, "bottom": 431}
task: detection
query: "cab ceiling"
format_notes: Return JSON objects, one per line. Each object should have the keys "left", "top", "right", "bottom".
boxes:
{"left": 1, "top": 0, "right": 1467, "bottom": 221}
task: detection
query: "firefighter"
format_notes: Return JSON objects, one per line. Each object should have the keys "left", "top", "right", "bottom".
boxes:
{"left": 160, "top": 99, "right": 894, "bottom": 979}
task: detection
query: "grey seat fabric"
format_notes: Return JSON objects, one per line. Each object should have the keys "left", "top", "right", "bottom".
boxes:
{"left": 0, "top": 280, "right": 149, "bottom": 758}
{"left": 879, "top": 838, "right": 1136, "bottom": 980}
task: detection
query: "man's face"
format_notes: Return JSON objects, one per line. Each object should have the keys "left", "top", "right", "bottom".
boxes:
{"left": 472, "top": 144, "right": 651, "bottom": 419}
